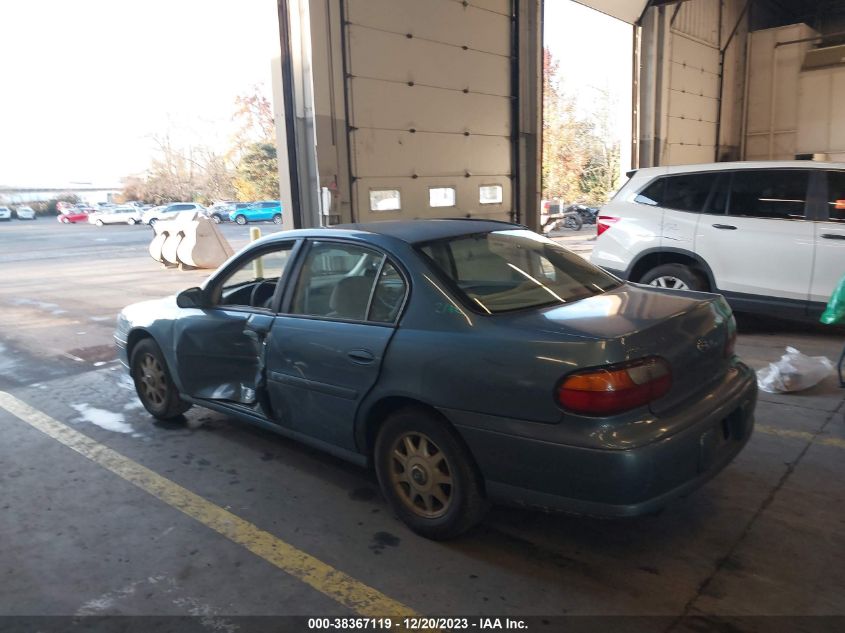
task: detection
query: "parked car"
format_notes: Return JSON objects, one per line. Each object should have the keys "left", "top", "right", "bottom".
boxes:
{"left": 58, "top": 208, "right": 92, "bottom": 223}
{"left": 15, "top": 206, "right": 36, "bottom": 220}
{"left": 89, "top": 205, "right": 143, "bottom": 226}
{"left": 116, "top": 219, "right": 756, "bottom": 539}
{"left": 207, "top": 202, "right": 252, "bottom": 224}
{"left": 229, "top": 200, "right": 282, "bottom": 225}
{"left": 0, "top": 206, "right": 11, "bottom": 221}
{"left": 142, "top": 202, "right": 205, "bottom": 225}
{"left": 590, "top": 160, "right": 845, "bottom": 320}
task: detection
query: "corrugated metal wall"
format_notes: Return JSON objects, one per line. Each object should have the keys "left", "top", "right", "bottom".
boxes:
{"left": 344, "top": 0, "right": 514, "bottom": 223}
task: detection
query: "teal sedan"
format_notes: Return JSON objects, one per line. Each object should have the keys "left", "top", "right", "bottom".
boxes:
{"left": 229, "top": 200, "right": 282, "bottom": 225}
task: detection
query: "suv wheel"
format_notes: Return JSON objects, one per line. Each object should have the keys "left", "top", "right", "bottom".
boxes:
{"left": 375, "top": 408, "right": 488, "bottom": 540}
{"left": 235, "top": 215, "right": 247, "bottom": 225}
{"left": 640, "top": 263, "right": 707, "bottom": 292}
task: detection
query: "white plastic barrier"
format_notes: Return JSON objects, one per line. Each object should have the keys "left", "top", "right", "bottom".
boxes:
{"left": 148, "top": 212, "right": 234, "bottom": 269}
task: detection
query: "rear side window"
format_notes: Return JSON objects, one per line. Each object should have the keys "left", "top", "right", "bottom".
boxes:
{"left": 825, "top": 171, "right": 845, "bottom": 222}
{"left": 637, "top": 173, "right": 720, "bottom": 213}
{"left": 728, "top": 170, "right": 808, "bottom": 220}
{"left": 419, "top": 230, "right": 620, "bottom": 314}
{"left": 635, "top": 178, "right": 665, "bottom": 206}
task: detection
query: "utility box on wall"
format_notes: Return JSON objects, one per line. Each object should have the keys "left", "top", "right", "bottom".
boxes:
{"left": 744, "top": 23, "right": 819, "bottom": 160}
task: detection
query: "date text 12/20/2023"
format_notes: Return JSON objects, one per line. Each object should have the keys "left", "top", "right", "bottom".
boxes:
{"left": 307, "top": 617, "right": 528, "bottom": 630}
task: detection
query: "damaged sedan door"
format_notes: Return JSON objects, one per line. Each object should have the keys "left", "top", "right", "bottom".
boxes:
{"left": 173, "top": 240, "right": 299, "bottom": 409}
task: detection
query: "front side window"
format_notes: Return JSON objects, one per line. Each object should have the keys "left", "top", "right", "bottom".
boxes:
{"left": 419, "top": 230, "right": 620, "bottom": 314}
{"left": 728, "top": 170, "right": 808, "bottom": 220}
{"left": 825, "top": 171, "right": 845, "bottom": 222}
{"left": 216, "top": 244, "right": 295, "bottom": 309}
{"left": 291, "top": 242, "right": 386, "bottom": 321}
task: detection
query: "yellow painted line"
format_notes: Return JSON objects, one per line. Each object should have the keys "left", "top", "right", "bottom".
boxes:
{"left": 0, "top": 391, "right": 416, "bottom": 618}
{"left": 756, "top": 423, "right": 845, "bottom": 450}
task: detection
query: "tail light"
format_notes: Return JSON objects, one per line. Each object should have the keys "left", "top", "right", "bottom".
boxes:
{"left": 597, "top": 215, "right": 619, "bottom": 236}
{"left": 556, "top": 357, "right": 672, "bottom": 416}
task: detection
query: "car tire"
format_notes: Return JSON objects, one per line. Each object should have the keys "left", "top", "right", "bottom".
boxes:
{"left": 272, "top": 214, "right": 282, "bottom": 225}
{"left": 212, "top": 215, "right": 222, "bottom": 224}
{"left": 95, "top": 219, "right": 104, "bottom": 226}
{"left": 130, "top": 338, "right": 192, "bottom": 421}
{"left": 374, "top": 408, "right": 488, "bottom": 540}
{"left": 235, "top": 215, "right": 247, "bottom": 225}
{"left": 148, "top": 218, "right": 157, "bottom": 226}
{"left": 640, "top": 263, "right": 708, "bottom": 292}
{"left": 127, "top": 218, "right": 136, "bottom": 225}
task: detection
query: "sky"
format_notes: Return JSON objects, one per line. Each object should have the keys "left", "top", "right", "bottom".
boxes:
{"left": 0, "top": 0, "right": 280, "bottom": 187}
{"left": 0, "top": 0, "right": 632, "bottom": 187}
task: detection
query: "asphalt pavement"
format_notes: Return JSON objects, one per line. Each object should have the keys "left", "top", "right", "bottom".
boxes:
{"left": 0, "top": 218, "right": 844, "bottom": 627}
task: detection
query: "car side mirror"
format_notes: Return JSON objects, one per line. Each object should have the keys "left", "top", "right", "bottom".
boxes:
{"left": 176, "top": 287, "right": 208, "bottom": 309}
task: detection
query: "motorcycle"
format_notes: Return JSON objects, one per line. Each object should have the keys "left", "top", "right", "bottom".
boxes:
{"left": 567, "top": 203, "right": 598, "bottom": 226}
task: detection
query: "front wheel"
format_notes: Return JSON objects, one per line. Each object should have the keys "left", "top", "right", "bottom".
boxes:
{"left": 272, "top": 213, "right": 282, "bottom": 225}
{"left": 235, "top": 215, "right": 247, "bottom": 225}
{"left": 130, "top": 338, "right": 191, "bottom": 421}
{"left": 127, "top": 218, "right": 136, "bottom": 225}
{"left": 95, "top": 219, "right": 104, "bottom": 226}
{"left": 374, "top": 408, "right": 488, "bottom": 540}
{"left": 640, "top": 263, "right": 708, "bottom": 292}
{"left": 212, "top": 215, "right": 222, "bottom": 224}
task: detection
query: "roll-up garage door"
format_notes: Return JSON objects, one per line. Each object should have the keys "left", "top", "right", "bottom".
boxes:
{"left": 343, "top": 0, "right": 515, "bottom": 222}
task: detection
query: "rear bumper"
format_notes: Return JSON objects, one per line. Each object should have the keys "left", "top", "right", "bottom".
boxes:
{"left": 449, "top": 362, "right": 757, "bottom": 517}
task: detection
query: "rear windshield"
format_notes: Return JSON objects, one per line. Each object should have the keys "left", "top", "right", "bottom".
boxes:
{"left": 418, "top": 229, "right": 621, "bottom": 314}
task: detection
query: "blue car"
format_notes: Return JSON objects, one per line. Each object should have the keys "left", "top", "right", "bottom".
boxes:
{"left": 115, "top": 220, "right": 756, "bottom": 539}
{"left": 229, "top": 200, "right": 282, "bottom": 225}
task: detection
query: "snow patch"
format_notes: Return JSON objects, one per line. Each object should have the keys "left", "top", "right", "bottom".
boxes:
{"left": 71, "top": 404, "right": 135, "bottom": 434}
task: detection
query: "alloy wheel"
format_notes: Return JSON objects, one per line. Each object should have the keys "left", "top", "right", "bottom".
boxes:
{"left": 138, "top": 353, "right": 167, "bottom": 407}
{"left": 648, "top": 275, "right": 689, "bottom": 290}
{"left": 389, "top": 431, "right": 454, "bottom": 519}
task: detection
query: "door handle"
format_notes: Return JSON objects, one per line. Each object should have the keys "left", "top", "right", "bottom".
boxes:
{"left": 347, "top": 349, "right": 375, "bottom": 364}
{"left": 821, "top": 233, "right": 845, "bottom": 240}
{"left": 712, "top": 224, "right": 737, "bottom": 230}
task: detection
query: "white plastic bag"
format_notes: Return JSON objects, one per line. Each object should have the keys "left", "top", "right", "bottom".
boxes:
{"left": 756, "top": 347, "right": 834, "bottom": 393}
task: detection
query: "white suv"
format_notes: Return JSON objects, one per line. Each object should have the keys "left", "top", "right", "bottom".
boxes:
{"left": 590, "top": 161, "right": 845, "bottom": 320}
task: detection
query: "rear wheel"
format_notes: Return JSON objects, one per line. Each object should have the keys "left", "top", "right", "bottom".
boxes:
{"left": 640, "top": 263, "right": 707, "bottom": 292}
{"left": 374, "top": 408, "right": 488, "bottom": 539}
{"left": 563, "top": 213, "right": 583, "bottom": 231}
{"left": 130, "top": 338, "right": 191, "bottom": 421}
{"left": 272, "top": 213, "right": 282, "bottom": 224}
{"left": 127, "top": 218, "right": 136, "bottom": 225}
{"left": 212, "top": 215, "right": 222, "bottom": 224}
{"left": 95, "top": 219, "right": 104, "bottom": 226}
{"left": 235, "top": 215, "right": 247, "bottom": 225}
{"left": 148, "top": 218, "right": 157, "bottom": 226}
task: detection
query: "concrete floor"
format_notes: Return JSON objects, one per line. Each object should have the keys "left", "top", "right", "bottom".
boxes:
{"left": 1, "top": 221, "right": 843, "bottom": 628}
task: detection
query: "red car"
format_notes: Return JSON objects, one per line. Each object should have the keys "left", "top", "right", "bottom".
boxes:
{"left": 57, "top": 208, "right": 92, "bottom": 224}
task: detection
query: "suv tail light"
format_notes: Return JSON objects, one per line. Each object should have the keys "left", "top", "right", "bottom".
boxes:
{"left": 597, "top": 215, "right": 619, "bottom": 236}
{"left": 556, "top": 357, "right": 672, "bottom": 416}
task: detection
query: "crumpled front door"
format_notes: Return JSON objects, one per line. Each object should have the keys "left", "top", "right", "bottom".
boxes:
{"left": 174, "top": 309, "right": 275, "bottom": 406}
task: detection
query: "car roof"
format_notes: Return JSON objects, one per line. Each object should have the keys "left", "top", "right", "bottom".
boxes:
{"left": 632, "top": 160, "right": 845, "bottom": 178}
{"left": 331, "top": 219, "right": 524, "bottom": 244}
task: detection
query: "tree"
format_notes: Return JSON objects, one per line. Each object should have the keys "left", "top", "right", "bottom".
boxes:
{"left": 579, "top": 88, "right": 620, "bottom": 205}
{"left": 46, "top": 194, "right": 80, "bottom": 215}
{"left": 542, "top": 49, "right": 621, "bottom": 206}
{"left": 542, "top": 48, "right": 591, "bottom": 202}
{"left": 234, "top": 143, "right": 279, "bottom": 201}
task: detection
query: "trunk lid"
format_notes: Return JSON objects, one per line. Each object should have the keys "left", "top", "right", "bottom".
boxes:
{"left": 501, "top": 283, "right": 734, "bottom": 415}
